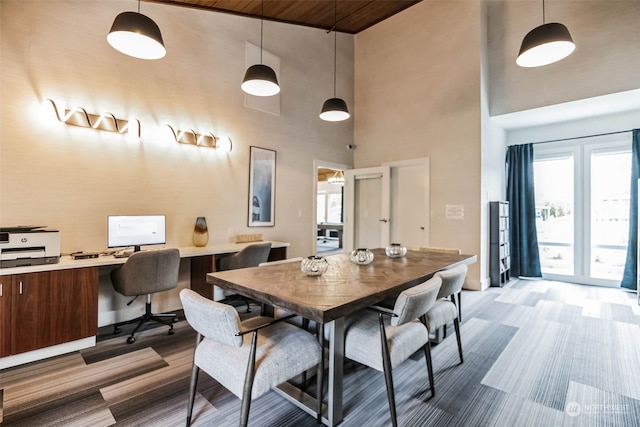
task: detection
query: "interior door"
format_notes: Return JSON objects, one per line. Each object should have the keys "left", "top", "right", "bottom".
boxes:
{"left": 385, "top": 158, "right": 429, "bottom": 249}
{"left": 343, "top": 166, "right": 390, "bottom": 251}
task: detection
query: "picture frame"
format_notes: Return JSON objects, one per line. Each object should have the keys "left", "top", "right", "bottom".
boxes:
{"left": 248, "top": 146, "right": 276, "bottom": 227}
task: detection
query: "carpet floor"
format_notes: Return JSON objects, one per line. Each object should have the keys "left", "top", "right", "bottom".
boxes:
{"left": 1, "top": 279, "right": 639, "bottom": 426}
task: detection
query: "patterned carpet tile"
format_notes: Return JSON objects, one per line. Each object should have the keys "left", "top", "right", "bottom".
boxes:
{"left": 481, "top": 318, "right": 575, "bottom": 411}
{"left": 565, "top": 381, "right": 640, "bottom": 426}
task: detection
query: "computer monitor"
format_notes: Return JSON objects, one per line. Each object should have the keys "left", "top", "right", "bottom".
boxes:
{"left": 107, "top": 215, "right": 166, "bottom": 252}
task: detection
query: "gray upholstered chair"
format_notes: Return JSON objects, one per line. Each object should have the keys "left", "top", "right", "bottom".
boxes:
{"left": 110, "top": 248, "right": 180, "bottom": 344}
{"left": 336, "top": 276, "right": 442, "bottom": 427}
{"left": 214, "top": 242, "right": 272, "bottom": 312}
{"left": 180, "top": 289, "right": 324, "bottom": 427}
{"left": 425, "top": 264, "right": 468, "bottom": 364}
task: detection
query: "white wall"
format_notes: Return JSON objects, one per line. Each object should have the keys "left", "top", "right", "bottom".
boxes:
{"left": 0, "top": 0, "right": 354, "bottom": 321}
{"left": 354, "top": 0, "right": 484, "bottom": 289}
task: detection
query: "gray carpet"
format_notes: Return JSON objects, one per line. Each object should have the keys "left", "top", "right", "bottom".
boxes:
{"left": 1, "top": 279, "right": 639, "bottom": 426}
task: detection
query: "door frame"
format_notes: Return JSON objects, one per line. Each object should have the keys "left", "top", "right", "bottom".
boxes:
{"left": 343, "top": 165, "right": 391, "bottom": 252}
{"left": 312, "top": 160, "right": 350, "bottom": 255}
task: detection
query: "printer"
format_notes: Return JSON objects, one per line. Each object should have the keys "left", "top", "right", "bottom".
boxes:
{"left": 0, "top": 227, "right": 61, "bottom": 268}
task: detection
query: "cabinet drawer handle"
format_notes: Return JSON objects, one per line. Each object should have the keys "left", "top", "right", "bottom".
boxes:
{"left": 0, "top": 283, "right": 2, "bottom": 297}
{"left": 19, "top": 281, "right": 23, "bottom": 295}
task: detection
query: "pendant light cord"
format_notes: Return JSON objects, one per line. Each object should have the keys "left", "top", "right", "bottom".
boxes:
{"left": 137, "top": 0, "right": 140, "bottom": 14}
{"left": 542, "top": 0, "right": 546, "bottom": 24}
{"left": 260, "top": 0, "right": 264, "bottom": 64}
{"left": 333, "top": 0, "right": 337, "bottom": 97}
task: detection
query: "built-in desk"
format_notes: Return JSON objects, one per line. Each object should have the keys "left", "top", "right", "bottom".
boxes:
{"left": 0, "top": 241, "right": 288, "bottom": 370}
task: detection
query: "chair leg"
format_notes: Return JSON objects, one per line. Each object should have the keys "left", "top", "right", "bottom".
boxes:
{"left": 379, "top": 314, "right": 397, "bottom": 427}
{"left": 453, "top": 317, "right": 463, "bottom": 364}
{"left": 423, "top": 340, "right": 435, "bottom": 397}
{"left": 240, "top": 331, "right": 258, "bottom": 427}
{"left": 186, "top": 334, "right": 202, "bottom": 426}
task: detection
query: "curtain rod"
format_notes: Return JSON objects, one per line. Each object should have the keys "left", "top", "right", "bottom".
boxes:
{"left": 528, "top": 128, "right": 635, "bottom": 145}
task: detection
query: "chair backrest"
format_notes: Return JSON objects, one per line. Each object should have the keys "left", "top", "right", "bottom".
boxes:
{"left": 220, "top": 242, "right": 272, "bottom": 270}
{"left": 111, "top": 248, "right": 180, "bottom": 297}
{"left": 418, "top": 247, "right": 462, "bottom": 255}
{"left": 391, "top": 276, "right": 442, "bottom": 326}
{"left": 180, "top": 289, "right": 243, "bottom": 347}
{"left": 434, "top": 264, "right": 468, "bottom": 299}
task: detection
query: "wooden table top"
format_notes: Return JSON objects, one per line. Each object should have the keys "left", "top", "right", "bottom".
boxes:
{"left": 207, "top": 248, "right": 476, "bottom": 324}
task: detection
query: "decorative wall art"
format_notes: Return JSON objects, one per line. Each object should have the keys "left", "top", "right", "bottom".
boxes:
{"left": 248, "top": 146, "right": 276, "bottom": 227}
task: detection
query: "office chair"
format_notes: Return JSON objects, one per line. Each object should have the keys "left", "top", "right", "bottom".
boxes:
{"left": 110, "top": 248, "right": 180, "bottom": 344}
{"left": 425, "top": 264, "right": 468, "bottom": 364}
{"left": 214, "top": 242, "right": 272, "bottom": 313}
{"left": 333, "top": 276, "right": 442, "bottom": 427}
{"left": 180, "top": 289, "right": 323, "bottom": 426}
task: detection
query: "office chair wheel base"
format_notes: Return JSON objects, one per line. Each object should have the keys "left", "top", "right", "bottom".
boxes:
{"left": 172, "top": 317, "right": 178, "bottom": 323}
{"left": 127, "top": 336, "right": 136, "bottom": 344}
{"left": 168, "top": 328, "right": 175, "bottom": 335}
{"left": 114, "top": 327, "right": 121, "bottom": 335}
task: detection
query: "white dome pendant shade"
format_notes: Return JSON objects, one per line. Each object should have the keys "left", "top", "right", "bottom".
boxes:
{"left": 241, "top": 64, "right": 280, "bottom": 96}
{"left": 241, "top": 0, "right": 280, "bottom": 97}
{"left": 517, "top": 22, "right": 575, "bottom": 67}
{"left": 320, "top": 0, "right": 350, "bottom": 122}
{"left": 107, "top": 3, "right": 166, "bottom": 60}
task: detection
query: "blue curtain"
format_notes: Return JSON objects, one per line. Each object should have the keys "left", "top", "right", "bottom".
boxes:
{"left": 621, "top": 129, "right": 640, "bottom": 290}
{"left": 506, "top": 144, "right": 542, "bottom": 278}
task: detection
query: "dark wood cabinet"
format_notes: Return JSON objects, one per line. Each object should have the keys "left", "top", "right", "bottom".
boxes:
{"left": 490, "top": 201, "right": 511, "bottom": 287}
{"left": 1, "top": 267, "right": 98, "bottom": 357}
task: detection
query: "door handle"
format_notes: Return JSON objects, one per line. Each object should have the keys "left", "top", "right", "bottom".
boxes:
{"left": 379, "top": 218, "right": 389, "bottom": 223}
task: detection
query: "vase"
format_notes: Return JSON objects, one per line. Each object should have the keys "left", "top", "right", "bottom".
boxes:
{"left": 385, "top": 243, "right": 407, "bottom": 258}
{"left": 350, "top": 248, "right": 374, "bottom": 265}
{"left": 192, "top": 217, "right": 209, "bottom": 247}
{"left": 301, "top": 255, "right": 329, "bottom": 276}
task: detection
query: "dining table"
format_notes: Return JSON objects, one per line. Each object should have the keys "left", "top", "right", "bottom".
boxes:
{"left": 206, "top": 247, "right": 477, "bottom": 426}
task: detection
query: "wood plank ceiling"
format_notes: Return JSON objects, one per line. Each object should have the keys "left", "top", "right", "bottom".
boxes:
{"left": 145, "top": 0, "right": 422, "bottom": 34}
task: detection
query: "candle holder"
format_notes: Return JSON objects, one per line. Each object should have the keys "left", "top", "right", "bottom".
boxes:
{"left": 385, "top": 243, "right": 407, "bottom": 258}
{"left": 350, "top": 248, "right": 374, "bottom": 265}
{"left": 301, "top": 255, "right": 329, "bottom": 276}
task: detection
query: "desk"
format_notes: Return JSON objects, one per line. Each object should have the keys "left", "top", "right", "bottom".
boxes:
{"left": 207, "top": 248, "right": 476, "bottom": 426}
{"left": 0, "top": 241, "right": 288, "bottom": 370}
{"left": 317, "top": 223, "right": 343, "bottom": 248}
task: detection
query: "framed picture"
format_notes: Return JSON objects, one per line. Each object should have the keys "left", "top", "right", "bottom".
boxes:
{"left": 248, "top": 146, "right": 276, "bottom": 227}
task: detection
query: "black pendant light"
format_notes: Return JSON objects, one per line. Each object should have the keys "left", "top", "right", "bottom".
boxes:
{"left": 107, "top": 0, "right": 166, "bottom": 60}
{"left": 516, "top": 0, "right": 575, "bottom": 67}
{"left": 241, "top": 0, "right": 280, "bottom": 97}
{"left": 320, "top": 0, "right": 350, "bottom": 122}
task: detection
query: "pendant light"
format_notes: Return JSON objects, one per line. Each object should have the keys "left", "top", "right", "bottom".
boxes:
{"left": 241, "top": 0, "right": 280, "bottom": 97}
{"left": 516, "top": 0, "right": 575, "bottom": 67}
{"left": 320, "top": 0, "right": 350, "bottom": 122}
{"left": 107, "top": 0, "right": 166, "bottom": 60}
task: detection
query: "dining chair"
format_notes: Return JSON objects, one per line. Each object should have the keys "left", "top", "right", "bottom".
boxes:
{"left": 180, "top": 288, "right": 324, "bottom": 426}
{"left": 418, "top": 247, "right": 463, "bottom": 323}
{"left": 214, "top": 242, "right": 272, "bottom": 312}
{"left": 335, "top": 276, "right": 442, "bottom": 427}
{"left": 425, "top": 264, "right": 468, "bottom": 364}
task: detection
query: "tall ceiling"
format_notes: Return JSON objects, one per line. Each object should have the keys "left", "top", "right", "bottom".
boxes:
{"left": 145, "top": 0, "right": 422, "bottom": 34}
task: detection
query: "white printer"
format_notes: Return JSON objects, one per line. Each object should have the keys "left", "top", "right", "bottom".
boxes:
{"left": 0, "top": 227, "right": 61, "bottom": 268}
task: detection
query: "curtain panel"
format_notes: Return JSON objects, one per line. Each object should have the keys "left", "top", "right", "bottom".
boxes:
{"left": 506, "top": 144, "right": 542, "bottom": 278}
{"left": 621, "top": 129, "right": 640, "bottom": 290}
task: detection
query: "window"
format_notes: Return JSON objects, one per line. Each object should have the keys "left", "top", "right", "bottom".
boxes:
{"left": 533, "top": 135, "right": 631, "bottom": 287}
